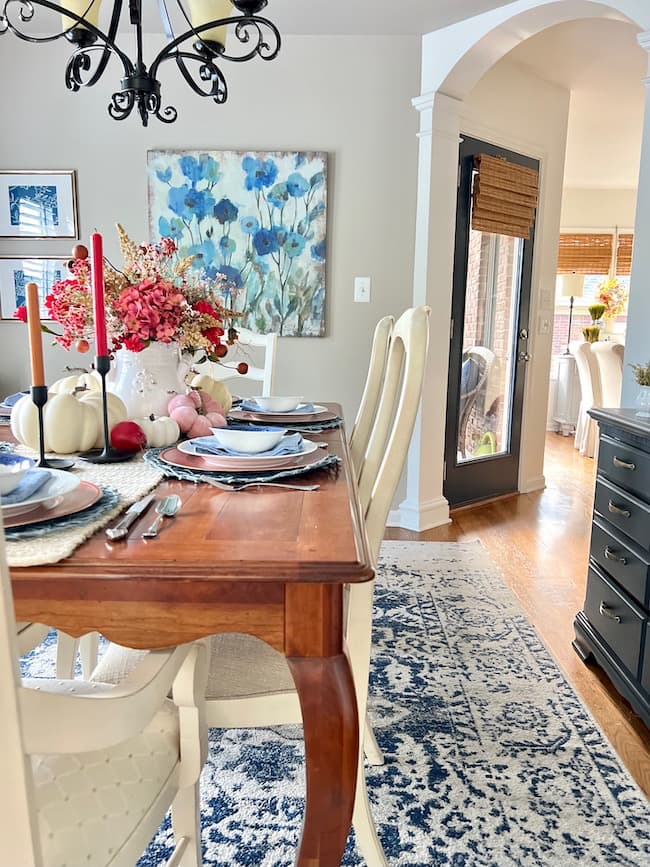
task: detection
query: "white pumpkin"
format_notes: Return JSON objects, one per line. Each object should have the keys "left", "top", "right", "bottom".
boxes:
{"left": 136, "top": 414, "right": 180, "bottom": 448}
{"left": 76, "top": 391, "right": 128, "bottom": 449}
{"left": 190, "top": 374, "right": 233, "bottom": 414}
{"left": 50, "top": 372, "right": 101, "bottom": 394}
{"left": 10, "top": 392, "right": 97, "bottom": 454}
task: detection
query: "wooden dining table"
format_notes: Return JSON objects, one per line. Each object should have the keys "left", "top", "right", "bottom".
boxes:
{"left": 7, "top": 407, "right": 374, "bottom": 867}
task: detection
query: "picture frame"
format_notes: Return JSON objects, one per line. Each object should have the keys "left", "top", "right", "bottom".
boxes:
{"left": 147, "top": 150, "right": 327, "bottom": 337}
{"left": 0, "top": 256, "right": 68, "bottom": 319}
{"left": 0, "top": 170, "right": 78, "bottom": 239}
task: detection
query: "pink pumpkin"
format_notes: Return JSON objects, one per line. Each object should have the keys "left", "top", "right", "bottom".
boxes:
{"left": 168, "top": 390, "right": 227, "bottom": 435}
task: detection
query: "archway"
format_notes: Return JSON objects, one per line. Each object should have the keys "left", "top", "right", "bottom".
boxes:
{"left": 396, "top": 0, "right": 650, "bottom": 531}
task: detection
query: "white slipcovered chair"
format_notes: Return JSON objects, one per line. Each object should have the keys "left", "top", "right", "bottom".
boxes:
{"left": 193, "top": 327, "right": 277, "bottom": 396}
{"left": 591, "top": 341, "right": 624, "bottom": 409}
{"left": 0, "top": 527, "right": 208, "bottom": 867}
{"left": 570, "top": 341, "right": 603, "bottom": 458}
{"left": 349, "top": 315, "right": 394, "bottom": 478}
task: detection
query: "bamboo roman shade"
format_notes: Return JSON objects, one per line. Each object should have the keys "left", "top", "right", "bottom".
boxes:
{"left": 556, "top": 233, "right": 613, "bottom": 275}
{"left": 471, "top": 153, "right": 539, "bottom": 240}
{"left": 615, "top": 233, "right": 633, "bottom": 275}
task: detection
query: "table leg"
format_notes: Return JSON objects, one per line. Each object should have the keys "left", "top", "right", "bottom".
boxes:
{"left": 286, "top": 584, "right": 359, "bottom": 867}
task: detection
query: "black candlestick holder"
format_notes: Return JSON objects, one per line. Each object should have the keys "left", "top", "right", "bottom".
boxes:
{"left": 30, "top": 385, "right": 76, "bottom": 471}
{"left": 80, "top": 355, "right": 134, "bottom": 463}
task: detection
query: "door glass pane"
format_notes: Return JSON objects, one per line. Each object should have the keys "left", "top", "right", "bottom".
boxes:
{"left": 457, "top": 228, "right": 523, "bottom": 463}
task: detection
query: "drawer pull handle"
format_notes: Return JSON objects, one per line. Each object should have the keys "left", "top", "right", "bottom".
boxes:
{"left": 613, "top": 456, "right": 636, "bottom": 470}
{"left": 605, "top": 545, "right": 627, "bottom": 566}
{"left": 604, "top": 546, "right": 627, "bottom": 565}
{"left": 599, "top": 601, "right": 622, "bottom": 624}
{"left": 608, "top": 500, "right": 631, "bottom": 518}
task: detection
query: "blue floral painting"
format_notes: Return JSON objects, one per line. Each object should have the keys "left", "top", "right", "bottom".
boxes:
{"left": 147, "top": 150, "right": 327, "bottom": 336}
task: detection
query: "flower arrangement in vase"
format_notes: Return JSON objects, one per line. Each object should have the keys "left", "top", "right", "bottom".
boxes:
{"left": 15, "top": 225, "right": 244, "bottom": 416}
{"left": 597, "top": 277, "right": 628, "bottom": 319}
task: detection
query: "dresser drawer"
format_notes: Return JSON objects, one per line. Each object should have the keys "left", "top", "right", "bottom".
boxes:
{"left": 584, "top": 564, "right": 645, "bottom": 677}
{"left": 598, "top": 435, "right": 650, "bottom": 501}
{"left": 594, "top": 476, "right": 650, "bottom": 552}
{"left": 591, "top": 519, "right": 650, "bottom": 608}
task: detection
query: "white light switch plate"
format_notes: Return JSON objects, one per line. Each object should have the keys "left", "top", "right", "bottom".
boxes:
{"left": 354, "top": 276, "right": 371, "bottom": 303}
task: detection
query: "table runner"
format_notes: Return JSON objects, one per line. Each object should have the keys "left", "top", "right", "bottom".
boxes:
{"left": 5, "top": 451, "right": 163, "bottom": 568}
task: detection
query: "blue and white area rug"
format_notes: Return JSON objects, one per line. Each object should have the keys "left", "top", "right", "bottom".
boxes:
{"left": 21, "top": 542, "right": 650, "bottom": 865}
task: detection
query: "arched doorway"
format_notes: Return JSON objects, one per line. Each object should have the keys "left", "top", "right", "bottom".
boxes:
{"left": 396, "top": 0, "right": 650, "bottom": 530}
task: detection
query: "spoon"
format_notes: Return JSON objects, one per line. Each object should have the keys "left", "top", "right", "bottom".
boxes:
{"left": 141, "top": 494, "right": 181, "bottom": 538}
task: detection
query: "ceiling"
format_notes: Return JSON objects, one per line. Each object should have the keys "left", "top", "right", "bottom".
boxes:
{"left": 505, "top": 19, "right": 646, "bottom": 188}
{"left": 263, "top": 0, "right": 511, "bottom": 36}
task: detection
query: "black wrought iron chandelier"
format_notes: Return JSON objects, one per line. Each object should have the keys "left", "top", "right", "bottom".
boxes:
{"left": 0, "top": 0, "right": 280, "bottom": 126}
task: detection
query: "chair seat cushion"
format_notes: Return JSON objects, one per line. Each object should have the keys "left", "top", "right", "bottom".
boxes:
{"left": 92, "top": 634, "right": 295, "bottom": 701}
{"left": 33, "top": 700, "right": 179, "bottom": 867}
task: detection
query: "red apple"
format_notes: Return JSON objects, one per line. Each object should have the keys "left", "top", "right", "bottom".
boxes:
{"left": 75, "top": 338, "right": 90, "bottom": 353}
{"left": 110, "top": 421, "right": 147, "bottom": 453}
{"left": 237, "top": 362, "right": 249, "bottom": 375}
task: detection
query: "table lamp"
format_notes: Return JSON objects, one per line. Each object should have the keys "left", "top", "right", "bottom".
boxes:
{"left": 559, "top": 273, "right": 585, "bottom": 354}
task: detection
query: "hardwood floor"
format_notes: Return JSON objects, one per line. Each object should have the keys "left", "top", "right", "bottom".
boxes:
{"left": 385, "top": 431, "right": 650, "bottom": 797}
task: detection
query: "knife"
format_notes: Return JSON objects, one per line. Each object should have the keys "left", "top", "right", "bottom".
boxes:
{"left": 105, "top": 493, "right": 155, "bottom": 541}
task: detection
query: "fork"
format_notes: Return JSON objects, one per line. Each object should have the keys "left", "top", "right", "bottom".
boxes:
{"left": 202, "top": 479, "right": 320, "bottom": 492}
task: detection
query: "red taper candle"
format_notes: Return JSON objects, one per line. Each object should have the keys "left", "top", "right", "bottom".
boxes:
{"left": 91, "top": 232, "right": 108, "bottom": 356}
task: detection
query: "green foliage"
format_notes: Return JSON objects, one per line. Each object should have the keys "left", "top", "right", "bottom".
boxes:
{"left": 630, "top": 361, "right": 650, "bottom": 386}
{"left": 582, "top": 325, "right": 600, "bottom": 343}
{"left": 588, "top": 303, "right": 606, "bottom": 323}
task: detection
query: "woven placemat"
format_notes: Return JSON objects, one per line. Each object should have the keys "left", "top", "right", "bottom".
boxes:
{"left": 5, "top": 450, "right": 164, "bottom": 568}
{"left": 143, "top": 447, "right": 341, "bottom": 485}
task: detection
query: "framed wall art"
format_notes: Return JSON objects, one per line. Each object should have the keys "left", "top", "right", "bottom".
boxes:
{"left": 0, "top": 170, "right": 78, "bottom": 239}
{"left": 147, "top": 150, "right": 327, "bottom": 337}
{"left": 0, "top": 256, "right": 67, "bottom": 319}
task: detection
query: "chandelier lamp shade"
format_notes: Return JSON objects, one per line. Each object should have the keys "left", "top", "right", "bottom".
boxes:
{"left": 0, "top": 0, "right": 281, "bottom": 126}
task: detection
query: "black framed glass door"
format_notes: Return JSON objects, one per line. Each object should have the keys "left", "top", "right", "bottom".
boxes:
{"left": 443, "top": 136, "right": 538, "bottom": 507}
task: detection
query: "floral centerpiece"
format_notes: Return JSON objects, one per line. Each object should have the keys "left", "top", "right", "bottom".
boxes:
{"left": 15, "top": 225, "right": 244, "bottom": 417}
{"left": 17, "top": 224, "right": 242, "bottom": 361}
{"left": 597, "top": 278, "right": 628, "bottom": 319}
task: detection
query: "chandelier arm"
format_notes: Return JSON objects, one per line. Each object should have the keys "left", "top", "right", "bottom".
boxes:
{"left": 172, "top": 50, "right": 227, "bottom": 102}
{"left": 148, "top": 14, "right": 280, "bottom": 81}
{"left": 0, "top": 0, "right": 134, "bottom": 76}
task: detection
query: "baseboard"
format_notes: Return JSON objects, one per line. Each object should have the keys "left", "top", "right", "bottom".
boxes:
{"left": 388, "top": 496, "right": 451, "bottom": 531}
{"left": 519, "top": 474, "right": 546, "bottom": 494}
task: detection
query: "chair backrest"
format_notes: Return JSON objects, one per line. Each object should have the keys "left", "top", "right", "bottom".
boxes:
{"left": 0, "top": 524, "right": 206, "bottom": 866}
{"left": 0, "top": 527, "right": 42, "bottom": 862}
{"left": 357, "top": 306, "right": 431, "bottom": 561}
{"left": 349, "top": 315, "right": 394, "bottom": 478}
{"left": 591, "top": 341, "right": 624, "bottom": 408}
{"left": 194, "top": 327, "right": 278, "bottom": 396}
{"left": 571, "top": 341, "right": 602, "bottom": 409}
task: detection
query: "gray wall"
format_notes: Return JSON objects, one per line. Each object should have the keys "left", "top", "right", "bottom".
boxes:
{"left": 0, "top": 34, "right": 420, "bottom": 422}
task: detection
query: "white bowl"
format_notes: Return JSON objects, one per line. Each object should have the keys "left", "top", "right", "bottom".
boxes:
{"left": 253, "top": 395, "right": 303, "bottom": 413}
{"left": 209, "top": 426, "right": 288, "bottom": 454}
{"left": 0, "top": 455, "right": 35, "bottom": 496}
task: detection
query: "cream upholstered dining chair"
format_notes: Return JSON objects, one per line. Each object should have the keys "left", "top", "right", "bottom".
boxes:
{"left": 591, "top": 341, "right": 624, "bottom": 409}
{"left": 349, "top": 315, "right": 394, "bottom": 477}
{"left": 91, "top": 307, "right": 431, "bottom": 865}
{"left": 0, "top": 528, "right": 208, "bottom": 867}
{"left": 193, "top": 326, "right": 278, "bottom": 396}
{"left": 570, "top": 341, "right": 603, "bottom": 458}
